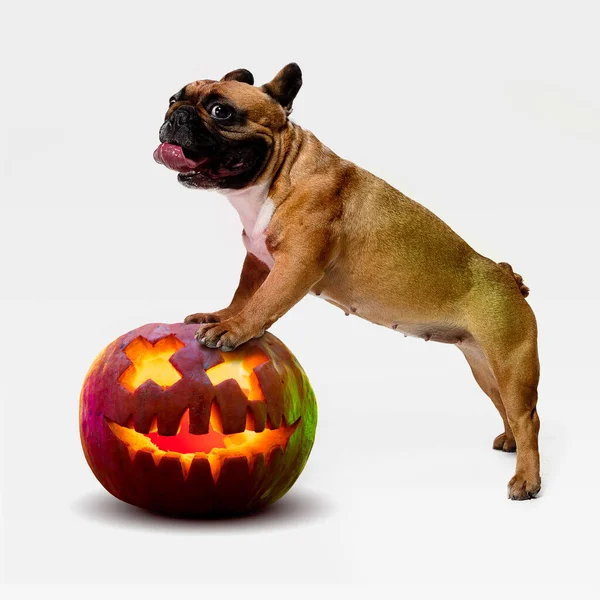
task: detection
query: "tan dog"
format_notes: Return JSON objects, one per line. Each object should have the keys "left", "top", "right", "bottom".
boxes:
{"left": 154, "top": 63, "right": 541, "bottom": 500}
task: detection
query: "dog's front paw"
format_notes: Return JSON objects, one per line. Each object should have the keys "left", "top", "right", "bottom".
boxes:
{"left": 195, "top": 318, "right": 264, "bottom": 352}
{"left": 507, "top": 472, "right": 541, "bottom": 501}
{"left": 184, "top": 312, "right": 222, "bottom": 325}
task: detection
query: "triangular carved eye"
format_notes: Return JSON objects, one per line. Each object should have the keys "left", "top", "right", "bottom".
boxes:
{"left": 118, "top": 335, "right": 184, "bottom": 392}
{"left": 205, "top": 349, "right": 269, "bottom": 401}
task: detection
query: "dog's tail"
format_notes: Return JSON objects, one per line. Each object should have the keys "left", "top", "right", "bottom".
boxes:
{"left": 498, "top": 262, "right": 530, "bottom": 297}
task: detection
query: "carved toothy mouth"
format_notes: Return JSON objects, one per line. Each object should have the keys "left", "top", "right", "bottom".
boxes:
{"left": 106, "top": 405, "right": 299, "bottom": 483}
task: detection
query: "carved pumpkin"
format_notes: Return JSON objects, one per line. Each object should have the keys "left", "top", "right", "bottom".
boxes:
{"left": 80, "top": 323, "right": 317, "bottom": 516}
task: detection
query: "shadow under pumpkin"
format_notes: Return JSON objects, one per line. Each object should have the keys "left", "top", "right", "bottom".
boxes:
{"left": 79, "top": 323, "right": 317, "bottom": 517}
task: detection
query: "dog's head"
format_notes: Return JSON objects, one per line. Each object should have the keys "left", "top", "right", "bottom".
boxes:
{"left": 154, "top": 63, "right": 302, "bottom": 190}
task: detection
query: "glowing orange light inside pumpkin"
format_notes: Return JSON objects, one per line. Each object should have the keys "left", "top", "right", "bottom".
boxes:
{"left": 205, "top": 350, "right": 268, "bottom": 401}
{"left": 118, "top": 335, "right": 184, "bottom": 392}
{"left": 140, "top": 347, "right": 273, "bottom": 456}
{"left": 147, "top": 409, "right": 226, "bottom": 454}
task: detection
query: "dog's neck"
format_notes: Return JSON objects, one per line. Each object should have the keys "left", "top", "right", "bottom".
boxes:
{"left": 220, "top": 183, "right": 272, "bottom": 235}
{"left": 219, "top": 184, "right": 275, "bottom": 268}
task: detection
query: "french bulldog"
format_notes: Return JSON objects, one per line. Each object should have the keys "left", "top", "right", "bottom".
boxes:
{"left": 154, "top": 64, "right": 541, "bottom": 500}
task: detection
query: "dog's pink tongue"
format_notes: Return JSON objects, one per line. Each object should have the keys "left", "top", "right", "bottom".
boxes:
{"left": 153, "top": 143, "right": 204, "bottom": 172}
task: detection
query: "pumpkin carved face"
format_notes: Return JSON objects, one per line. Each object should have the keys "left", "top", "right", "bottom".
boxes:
{"left": 80, "top": 323, "right": 317, "bottom": 516}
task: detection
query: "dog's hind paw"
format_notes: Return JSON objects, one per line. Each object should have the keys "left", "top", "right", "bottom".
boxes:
{"left": 508, "top": 473, "right": 541, "bottom": 500}
{"left": 493, "top": 432, "right": 517, "bottom": 452}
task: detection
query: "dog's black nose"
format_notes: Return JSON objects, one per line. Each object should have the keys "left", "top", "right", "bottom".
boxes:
{"left": 172, "top": 105, "right": 196, "bottom": 128}
{"left": 159, "top": 104, "right": 214, "bottom": 148}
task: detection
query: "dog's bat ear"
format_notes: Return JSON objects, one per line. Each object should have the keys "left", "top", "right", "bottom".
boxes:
{"left": 261, "top": 63, "right": 302, "bottom": 115}
{"left": 221, "top": 68, "right": 254, "bottom": 85}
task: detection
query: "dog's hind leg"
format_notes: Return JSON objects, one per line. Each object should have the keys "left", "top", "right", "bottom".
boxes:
{"left": 491, "top": 331, "right": 540, "bottom": 500}
{"left": 467, "top": 286, "right": 541, "bottom": 500}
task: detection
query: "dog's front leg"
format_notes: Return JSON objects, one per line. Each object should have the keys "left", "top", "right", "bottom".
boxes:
{"left": 195, "top": 246, "right": 325, "bottom": 351}
{"left": 184, "top": 252, "right": 270, "bottom": 325}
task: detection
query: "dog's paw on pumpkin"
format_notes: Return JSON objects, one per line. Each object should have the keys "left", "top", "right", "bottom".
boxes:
{"left": 184, "top": 312, "right": 221, "bottom": 325}
{"left": 195, "top": 318, "right": 262, "bottom": 351}
{"left": 493, "top": 432, "right": 517, "bottom": 452}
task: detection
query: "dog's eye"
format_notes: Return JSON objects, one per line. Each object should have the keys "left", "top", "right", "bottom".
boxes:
{"left": 169, "top": 97, "right": 177, "bottom": 106}
{"left": 210, "top": 104, "right": 232, "bottom": 120}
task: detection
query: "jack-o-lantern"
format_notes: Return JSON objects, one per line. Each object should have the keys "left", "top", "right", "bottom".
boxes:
{"left": 80, "top": 323, "right": 317, "bottom": 516}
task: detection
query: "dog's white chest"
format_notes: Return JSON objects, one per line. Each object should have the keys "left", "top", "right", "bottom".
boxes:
{"left": 222, "top": 184, "right": 275, "bottom": 269}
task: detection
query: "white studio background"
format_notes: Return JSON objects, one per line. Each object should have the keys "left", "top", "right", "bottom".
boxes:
{"left": 1, "top": 0, "right": 599, "bottom": 596}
